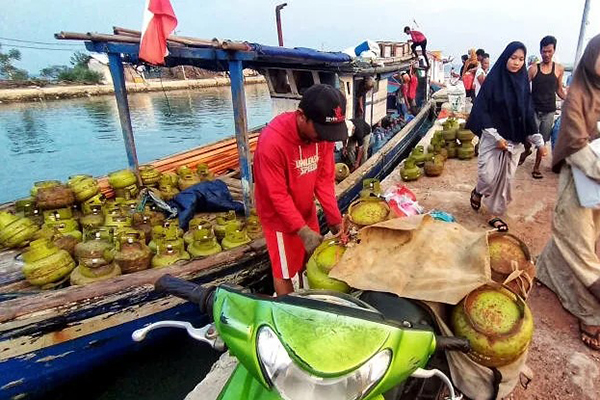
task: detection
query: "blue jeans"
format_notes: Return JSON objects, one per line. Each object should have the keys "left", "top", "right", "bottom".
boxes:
{"left": 551, "top": 115, "right": 561, "bottom": 150}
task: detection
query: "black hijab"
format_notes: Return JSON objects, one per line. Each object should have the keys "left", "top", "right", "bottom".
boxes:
{"left": 465, "top": 41, "right": 537, "bottom": 143}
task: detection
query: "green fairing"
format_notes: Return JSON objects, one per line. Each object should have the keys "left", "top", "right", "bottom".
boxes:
{"left": 218, "top": 365, "right": 280, "bottom": 400}
{"left": 212, "top": 287, "right": 437, "bottom": 400}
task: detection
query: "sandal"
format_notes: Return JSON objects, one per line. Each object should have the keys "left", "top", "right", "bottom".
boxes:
{"left": 518, "top": 149, "right": 532, "bottom": 166}
{"left": 532, "top": 170, "right": 543, "bottom": 179}
{"left": 488, "top": 217, "right": 508, "bottom": 232}
{"left": 470, "top": 188, "right": 482, "bottom": 211}
{"left": 580, "top": 322, "right": 600, "bottom": 351}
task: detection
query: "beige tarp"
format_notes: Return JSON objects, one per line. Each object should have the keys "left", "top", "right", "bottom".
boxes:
{"left": 330, "top": 214, "right": 491, "bottom": 305}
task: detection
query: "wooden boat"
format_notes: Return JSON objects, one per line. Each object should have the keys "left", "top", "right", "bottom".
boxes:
{"left": 0, "top": 30, "right": 437, "bottom": 399}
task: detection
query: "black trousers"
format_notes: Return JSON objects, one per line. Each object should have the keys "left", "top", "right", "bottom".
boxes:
{"left": 411, "top": 40, "right": 429, "bottom": 67}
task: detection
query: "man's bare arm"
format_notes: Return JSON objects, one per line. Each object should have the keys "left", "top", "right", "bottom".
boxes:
{"left": 528, "top": 65, "right": 536, "bottom": 82}
{"left": 556, "top": 64, "right": 567, "bottom": 100}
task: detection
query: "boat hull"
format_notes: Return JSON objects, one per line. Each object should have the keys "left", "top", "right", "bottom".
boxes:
{"left": 0, "top": 103, "right": 433, "bottom": 400}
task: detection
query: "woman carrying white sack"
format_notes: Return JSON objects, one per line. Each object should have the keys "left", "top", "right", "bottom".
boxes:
{"left": 537, "top": 34, "right": 600, "bottom": 351}
{"left": 466, "top": 41, "right": 546, "bottom": 231}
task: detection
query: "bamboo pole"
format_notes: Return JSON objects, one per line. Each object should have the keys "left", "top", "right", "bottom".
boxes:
{"left": 113, "top": 26, "right": 218, "bottom": 48}
{"left": 55, "top": 32, "right": 140, "bottom": 44}
{"left": 222, "top": 40, "right": 252, "bottom": 52}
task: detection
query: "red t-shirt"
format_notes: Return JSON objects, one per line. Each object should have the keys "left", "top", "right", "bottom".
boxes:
{"left": 410, "top": 30, "right": 426, "bottom": 43}
{"left": 253, "top": 112, "right": 343, "bottom": 233}
{"left": 408, "top": 75, "right": 418, "bottom": 99}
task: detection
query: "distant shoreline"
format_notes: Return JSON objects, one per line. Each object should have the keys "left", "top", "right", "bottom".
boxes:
{"left": 0, "top": 76, "right": 266, "bottom": 104}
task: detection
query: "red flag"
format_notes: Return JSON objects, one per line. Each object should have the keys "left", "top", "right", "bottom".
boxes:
{"left": 139, "top": 0, "right": 178, "bottom": 65}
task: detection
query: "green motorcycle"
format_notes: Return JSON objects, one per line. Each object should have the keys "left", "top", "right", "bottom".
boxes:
{"left": 132, "top": 275, "right": 469, "bottom": 400}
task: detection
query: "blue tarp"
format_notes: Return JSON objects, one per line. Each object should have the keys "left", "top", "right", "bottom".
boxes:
{"left": 249, "top": 43, "right": 352, "bottom": 64}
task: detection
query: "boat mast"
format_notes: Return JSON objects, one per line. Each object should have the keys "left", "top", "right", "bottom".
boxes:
{"left": 574, "top": 0, "right": 591, "bottom": 68}
{"left": 276, "top": 3, "right": 287, "bottom": 46}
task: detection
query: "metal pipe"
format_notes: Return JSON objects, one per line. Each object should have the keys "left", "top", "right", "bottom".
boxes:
{"left": 574, "top": 0, "right": 591, "bottom": 68}
{"left": 275, "top": 3, "right": 287, "bottom": 47}
{"left": 107, "top": 52, "right": 142, "bottom": 184}
{"left": 228, "top": 60, "right": 254, "bottom": 215}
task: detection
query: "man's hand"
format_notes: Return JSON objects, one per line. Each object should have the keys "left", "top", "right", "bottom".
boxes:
{"left": 497, "top": 139, "right": 508, "bottom": 151}
{"left": 298, "top": 226, "right": 323, "bottom": 258}
{"left": 329, "top": 223, "right": 343, "bottom": 235}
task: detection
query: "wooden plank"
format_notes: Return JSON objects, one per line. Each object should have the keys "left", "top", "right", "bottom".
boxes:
{"left": 150, "top": 133, "right": 259, "bottom": 168}
{"left": 1, "top": 295, "right": 186, "bottom": 360}
{"left": 0, "top": 238, "right": 266, "bottom": 323}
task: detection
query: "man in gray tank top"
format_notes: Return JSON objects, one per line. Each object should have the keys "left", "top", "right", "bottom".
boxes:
{"left": 520, "top": 36, "right": 566, "bottom": 179}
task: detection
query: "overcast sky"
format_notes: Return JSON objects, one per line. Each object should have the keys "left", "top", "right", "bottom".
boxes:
{"left": 1, "top": 0, "right": 599, "bottom": 74}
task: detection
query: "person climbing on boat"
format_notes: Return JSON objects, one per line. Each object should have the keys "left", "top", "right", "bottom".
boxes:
{"left": 354, "top": 76, "right": 375, "bottom": 119}
{"left": 253, "top": 84, "right": 346, "bottom": 296}
{"left": 520, "top": 35, "right": 567, "bottom": 179}
{"left": 342, "top": 118, "right": 372, "bottom": 171}
{"left": 466, "top": 41, "right": 546, "bottom": 232}
{"left": 404, "top": 26, "right": 429, "bottom": 69}
{"left": 536, "top": 34, "right": 600, "bottom": 352}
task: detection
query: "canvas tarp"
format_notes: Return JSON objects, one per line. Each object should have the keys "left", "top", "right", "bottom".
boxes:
{"left": 329, "top": 214, "right": 491, "bottom": 305}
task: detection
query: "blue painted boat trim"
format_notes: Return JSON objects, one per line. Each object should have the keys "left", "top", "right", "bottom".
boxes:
{"left": 0, "top": 302, "right": 205, "bottom": 400}
{"left": 0, "top": 255, "right": 271, "bottom": 400}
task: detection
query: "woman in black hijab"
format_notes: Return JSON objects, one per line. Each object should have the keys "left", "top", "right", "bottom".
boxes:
{"left": 466, "top": 41, "right": 546, "bottom": 231}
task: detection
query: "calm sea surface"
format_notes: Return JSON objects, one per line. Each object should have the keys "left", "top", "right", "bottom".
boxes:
{"left": 0, "top": 84, "right": 272, "bottom": 203}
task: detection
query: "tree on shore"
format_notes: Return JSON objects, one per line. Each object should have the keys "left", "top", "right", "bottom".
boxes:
{"left": 40, "top": 65, "right": 69, "bottom": 79}
{"left": 0, "top": 44, "right": 29, "bottom": 81}
{"left": 39, "top": 51, "right": 103, "bottom": 84}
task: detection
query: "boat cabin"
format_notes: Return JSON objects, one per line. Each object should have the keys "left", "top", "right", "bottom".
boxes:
{"left": 262, "top": 67, "right": 390, "bottom": 126}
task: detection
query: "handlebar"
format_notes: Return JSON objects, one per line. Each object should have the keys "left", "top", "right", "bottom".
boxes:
{"left": 155, "top": 274, "right": 215, "bottom": 318}
{"left": 435, "top": 336, "right": 471, "bottom": 353}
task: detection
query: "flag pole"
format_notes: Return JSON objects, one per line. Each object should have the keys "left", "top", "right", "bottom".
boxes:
{"left": 107, "top": 52, "right": 141, "bottom": 183}
{"left": 574, "top": 0, "right": 591, "bottom": 68}
{"left": 229, "top": 60, "right": 254, "bottom": 215}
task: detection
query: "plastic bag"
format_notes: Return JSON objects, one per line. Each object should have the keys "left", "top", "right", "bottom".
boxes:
{"left": 344, "top": 40, "right": 381, "bottom": 59}
{"left": 428, "top": 209, "right": 456, "bottom": 222}
{"left": 383, "top": 184, "right": 423, "bottom": 217}
{"left": 447, "top": 81, "right": 466, "bottom": 113}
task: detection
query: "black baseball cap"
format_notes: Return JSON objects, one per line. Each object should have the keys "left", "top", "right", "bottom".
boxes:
{"left": 299, "top": 84, "right": 348, "bottom": 142}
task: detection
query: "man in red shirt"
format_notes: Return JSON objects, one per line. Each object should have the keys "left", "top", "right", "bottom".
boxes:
{"left": 404, "top": 26, "right": 429, "bottom": 69}
{"left": 253, "top": 84, "right": 347, "bottom": 296}
{"left": 401, "top": 70, "right": 419, "bottom": 115}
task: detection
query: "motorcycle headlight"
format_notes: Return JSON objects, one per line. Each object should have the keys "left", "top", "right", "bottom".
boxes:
{"left": 257, "top": 326, "right": 390, "bottom": 400}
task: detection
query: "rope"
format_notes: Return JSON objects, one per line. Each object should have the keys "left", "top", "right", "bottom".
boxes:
{"left": 502, "top": 260, "right": 534, "bottom": 299}
{"left": 158, "top": 69, "right": 173, "bottom": 117}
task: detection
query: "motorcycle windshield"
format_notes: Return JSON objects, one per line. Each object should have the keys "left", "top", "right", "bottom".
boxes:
{"left": 272, "top": 303, "right": 391, "bottom": 376}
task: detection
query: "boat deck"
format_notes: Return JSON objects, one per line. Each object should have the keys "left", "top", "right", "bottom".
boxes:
{"left": 380, "top": 122, "right": 600, "bottom": 399}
